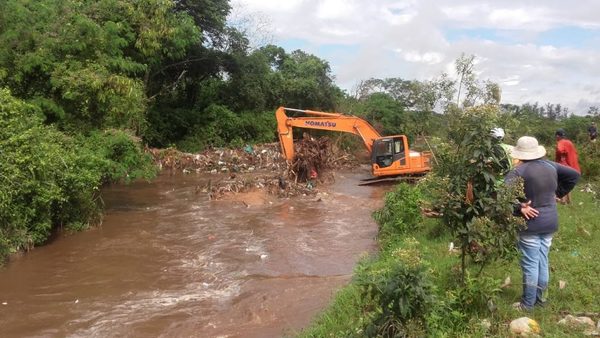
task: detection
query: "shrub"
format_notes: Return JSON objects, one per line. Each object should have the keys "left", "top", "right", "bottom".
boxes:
{"left": 579, "top": 141, "right": 600, "bottom": 179}
{"left": 79, "top": 129, "right": 157, "bottom": 184}
{"left": 177, "top": 105, "right": 276, "bottom": 152}
{"left": 355, "top": 239, "right": 434, "bottom": 338}
{"left": 428, "top": 105, "right": 524, "bottom": 277}
{"left": 373, "top": 183, "right": 423, "bottom": 240}
{"left": 0, "top": 88, "right": 156, "bottom": 263}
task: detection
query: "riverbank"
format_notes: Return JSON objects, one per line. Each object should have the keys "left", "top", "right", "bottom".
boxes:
{"left": 296, "top": 184, "right": 600, "bottom": 337}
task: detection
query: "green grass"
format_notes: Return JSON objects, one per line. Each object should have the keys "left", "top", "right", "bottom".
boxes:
{"left": 295, "top": 187, "right": 600, "bottom": 337}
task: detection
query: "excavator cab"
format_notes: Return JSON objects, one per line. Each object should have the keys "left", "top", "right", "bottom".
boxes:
{"left": 371, "top": 137, "right": 407, "bottom": 168}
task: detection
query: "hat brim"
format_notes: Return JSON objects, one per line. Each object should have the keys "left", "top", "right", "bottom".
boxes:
{"left": 510, "top": 146, "right": 546, "bottom": 160}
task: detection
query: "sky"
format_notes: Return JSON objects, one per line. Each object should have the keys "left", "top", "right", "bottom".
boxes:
{"left": 229, "top": 0, "right": 600, "bottom": 115}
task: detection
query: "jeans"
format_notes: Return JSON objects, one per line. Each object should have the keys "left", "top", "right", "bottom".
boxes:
{"left": 518, "top": 233, "right": 553, "bottom": 308}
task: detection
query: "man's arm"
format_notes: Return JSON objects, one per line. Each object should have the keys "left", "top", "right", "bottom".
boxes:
{"left": 553, "top": 162, "right": 580, "bottom": 197}
{"left": 555, "top": 141, "right": 568, "bottom": 162}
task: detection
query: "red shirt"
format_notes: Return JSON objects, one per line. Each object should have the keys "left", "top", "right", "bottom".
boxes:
{"left": 555, "top": 139, "right": 580, "bottom": 173}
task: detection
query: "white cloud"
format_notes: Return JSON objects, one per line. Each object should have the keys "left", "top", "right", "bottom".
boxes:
{"left": 501, "top": 75, "right": 520, "bottom": 86}
{"left": 488, "top": 9, "right": 535, "bottom": 28}
{"left": 316, "top": 0, "right": 355, "bottom": 19}
{"left": 402, "top": 51, "right": 444, "bottom": 64}
{"left": 235, "top": 0, "right": 303, "bottom": 12}
{"left": 230, "top": 0, "right": 600, "bottom": 114}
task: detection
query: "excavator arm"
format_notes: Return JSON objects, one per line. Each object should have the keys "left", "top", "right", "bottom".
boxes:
{"left": 276, "top": 107, "right": 382, "bottom": 161}
{"left": 275, "top": 106, "right": 432, "bottom": 181}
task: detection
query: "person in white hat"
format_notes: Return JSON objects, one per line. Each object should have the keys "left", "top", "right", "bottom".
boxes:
{"left": 504, "top": 136, "right": 580, "bottom": 311}
{"left": 491, "top": 127, "right": 515, "bottom": 170}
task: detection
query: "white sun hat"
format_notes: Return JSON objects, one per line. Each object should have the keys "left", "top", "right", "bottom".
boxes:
{"left": 510, "top": 136, "right": 546, "bottom": 160}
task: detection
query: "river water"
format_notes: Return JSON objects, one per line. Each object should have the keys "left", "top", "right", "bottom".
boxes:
{"left": 0, "top": 170, "right": 387, "bottom": 338}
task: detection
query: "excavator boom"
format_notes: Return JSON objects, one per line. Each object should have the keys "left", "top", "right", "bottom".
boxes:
{"left": 276, "top": 107, "right": 381, "bottom": 161}
{"left": 275, "top": 106, "right": 432, "bottom": 181}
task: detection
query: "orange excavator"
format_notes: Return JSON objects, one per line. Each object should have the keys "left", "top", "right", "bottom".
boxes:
{"left": 276, "top": 107, "right": 432, "bottom": 184}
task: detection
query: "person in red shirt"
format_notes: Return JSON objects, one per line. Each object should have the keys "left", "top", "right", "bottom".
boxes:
{"left": 555, "top": 129, "right": 580, "bottom": 204}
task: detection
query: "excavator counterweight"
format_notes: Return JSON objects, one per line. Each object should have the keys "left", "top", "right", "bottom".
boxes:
{"left": 275, "top": 107, "right": 432, "bottom": 184}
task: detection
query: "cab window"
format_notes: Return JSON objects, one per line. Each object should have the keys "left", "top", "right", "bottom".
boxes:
{"left": 394, "top": 139, "right": 404, "bottom": 154}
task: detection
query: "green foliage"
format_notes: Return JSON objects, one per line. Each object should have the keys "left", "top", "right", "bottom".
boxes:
{"left": 278, "top": 50, "right": 343, "bottom": 110}
{"left": 0, "top": 89, "right": 155, "bottom": 263}
{"left": 177, "top": 105, "right": 276, "bottom": 152}
{"left": 78, "top": 130, "right": 158, "bottom": 184}
{"left": 429, "top": 105, "right": 524, "bottom": 276}
{"left": 354, "top": 76, "right": 456, "bottom": 113}
{"left": 355, "top": 92, "right": 407, "bottom": 136}
{"left": 0, "top": 0, "right": 200, "bottom": 132}
{"left": 579, "top": 141, "right": 600, "bottom": 178}
{"left": 373, "top": 183, "right": 423, "bottom": 241}
{"left": 1, "top": 88, "right": 85, "bottom": 252}
{"left": 355, "top": 238, "right": 433, "bottom": 338}
{"left": 426, "top": 271, "right": 501, "bottom": 334}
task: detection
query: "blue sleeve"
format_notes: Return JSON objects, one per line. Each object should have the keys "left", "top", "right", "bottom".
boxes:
{"left": 504, "top": 168, "right": 519, "bottom": 184}
{"left": 551, "top": 161, "right": 580, "bottom": 198}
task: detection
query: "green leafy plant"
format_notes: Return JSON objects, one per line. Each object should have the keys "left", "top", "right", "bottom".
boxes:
{"left": 0, "top": 89, "right": 156, "bottom": 264}
{"left": 373, "top": 183, "right": 423, "bottom": 243}
{"left": 355, "top": 238, "right": 433, "bottom": 338}
{"left": 428, "top": 105, "right": 525, "bottom": 278}
{"left": 579, "top": 140, "right": 600, "bottom": 178}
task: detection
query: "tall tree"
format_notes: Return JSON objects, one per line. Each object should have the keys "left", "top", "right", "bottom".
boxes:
{"left": 0, "top": 0, "right": 201, "bottom": 133}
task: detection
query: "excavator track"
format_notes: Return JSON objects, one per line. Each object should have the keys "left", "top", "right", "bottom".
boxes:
{"left": 358, "top": 174, "right": 425, "bottom": 186}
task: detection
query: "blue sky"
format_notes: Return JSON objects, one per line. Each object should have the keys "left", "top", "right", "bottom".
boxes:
{"left": 231, "top": 0, "right": 600, "bottom": 114}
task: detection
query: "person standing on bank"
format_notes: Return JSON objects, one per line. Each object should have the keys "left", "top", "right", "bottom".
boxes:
{"left": 505, "top": 136, "right": 580, "bottom": 311}
{"left": 491, "top": 127, "right": 515, "bottom": 171}
{"left": 555, "top": 129, "right": 580, "bottom": 204}
{"left": 589, "top": 122, "right": 598, "bottom": 142}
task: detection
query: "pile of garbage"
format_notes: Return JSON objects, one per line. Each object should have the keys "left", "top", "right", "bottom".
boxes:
{"left": 146, "top": 137, "right": 359, "bottom": 199}
{"left": 146, "top": 143, "right": 285, "bottom": 174}
{"left": 286, "top": 135, "right": 357, "bottom": 183}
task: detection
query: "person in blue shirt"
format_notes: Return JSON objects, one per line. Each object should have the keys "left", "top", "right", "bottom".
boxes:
{"left": 504, "top": 136, "right": 580, "bottom": 311}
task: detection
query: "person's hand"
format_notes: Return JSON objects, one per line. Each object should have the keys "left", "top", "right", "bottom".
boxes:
{"left": 520, "top": 201, "right": 539, "bottom": 220}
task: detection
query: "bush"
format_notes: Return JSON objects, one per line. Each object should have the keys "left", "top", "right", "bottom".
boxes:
{"left": 373, "top": 183, "right": 423, "bottom": 240}
{"left": 428, "top": 105, "right": 524, "bottom": 276}
{"left": 0, "top": 88, "right": 156, "bottom": 263}
{"left": 79, "top": 130, "right": 157, "bottom": 184}
{"left": 177, "top": 105, "right": 276, "bottom": 152}
{"left": 355, "top": 238, "right": 433, "bottom": 338}
{"left": 579, "top": 141, "right": 600, "bottom": 179}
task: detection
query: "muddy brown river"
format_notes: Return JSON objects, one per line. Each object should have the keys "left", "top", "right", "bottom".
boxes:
{"left": 0, "top": 170, "right": 388, "bottom": 338}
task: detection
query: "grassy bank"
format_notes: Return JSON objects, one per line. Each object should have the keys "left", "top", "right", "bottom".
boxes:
{"left": 296, "top": 184, "right": 600, "bottom": 337}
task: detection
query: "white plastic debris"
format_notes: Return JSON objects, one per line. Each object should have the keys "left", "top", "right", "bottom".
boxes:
{"left": 559, "top": 280, "right": 567, "bottom": 289}
{"left": 501, "top": 276, "right": 512, "bottom": 288}
{"left": 510, "top": 317, "right": 540, "bottom": 336}
{"left": 557, "top": 315, "right": 595, "bottom": 331}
